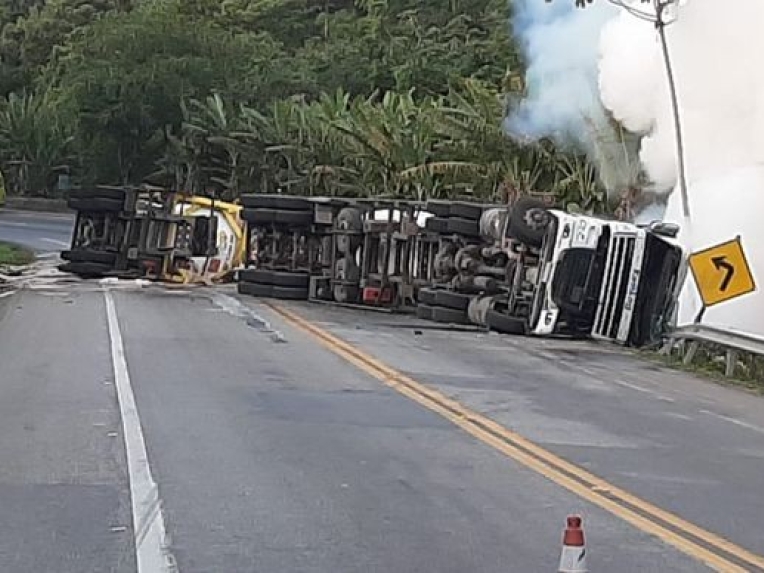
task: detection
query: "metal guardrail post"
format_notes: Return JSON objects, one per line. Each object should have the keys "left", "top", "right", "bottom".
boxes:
{"left": 664, "top": 324, "right": 764, "bottom": 378}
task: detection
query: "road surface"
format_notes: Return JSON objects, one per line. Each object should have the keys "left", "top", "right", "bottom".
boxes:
{"left": 2, "top": 271, "right": 764, "bottom": 572}
{"left": 0, "top": 209, "right": 73, "bottom": 252}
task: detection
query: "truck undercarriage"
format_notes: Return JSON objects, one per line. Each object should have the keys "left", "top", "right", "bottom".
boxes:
{"left": 59, "top": 188, "right": 683, "bottom": 347}
{"left": 59, "top": 187, "right": 245, "bottom": 284}
{"left": 235, "top": 193, "right": 685, "bottom": 347}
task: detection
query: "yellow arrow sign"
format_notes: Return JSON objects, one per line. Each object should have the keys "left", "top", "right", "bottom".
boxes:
{"left": 689, "top": 237, "right": 756, "bottom": 307}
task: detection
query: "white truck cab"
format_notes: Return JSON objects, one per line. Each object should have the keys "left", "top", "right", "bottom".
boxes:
{"left": 509, "top": 206, "right": 683, "bottom": 346}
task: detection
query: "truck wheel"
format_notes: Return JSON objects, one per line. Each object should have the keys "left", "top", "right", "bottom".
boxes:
{"left": 447, "top": 217, "right": 480, "bottom": 237}
{"left": 67, "top": 197, "right": 124, "bottom": 213}
{"left": 68, "top": 188, "right": 125, "bottom": 201}
{"left": 416, "top": 304, "right": 434, "bottom": 320}
{"left": 418, "top": 288, "right": 437, "bottom": 306}
{"left": 241, "top": 194, "right": 312, "bottom": 211}
{"left": 270, "top": 196, "right": 313, "bottom": 211}
{"left": 425, "top": 200, "right": 451, "bottom": 218}
{"left": 63, "top": 249, "right": 117, "bottom": 265}
{"left": 431, "top": 306, "right": 470, "bottom": 325}
{"left": 58, "top": 261, "right": 112, "bottom": 278}
{"left": 486, "top": 310, "right": 527, "bottom": 335}
{"left": 271, "top": 285, "right": 309, "bottom": 300}
{"left": 335, "top": 257, "right": 360, "bottom": 283}
{"left": 238, "top": 281, "right": 272, "bottom": 297}
{"left": 239, "top": 269, "right": 273, "bottom": 284}
{"left": 434, "top": 290, "right": 472, "bottom": 311}
{"left": 270, "top": 271, "right": 310, "bottom": 288}
{"left": 274, "top": 209, "right": 313, "bottom": 226}
{"left": 333, "top": 284, "right": 359, "bottom": 303}
{"left": 450, "top": 202, "right": 484, "bottom": 221}
{"left": 240, "top": 194, "right": 276, "bottom": 209}
{"left": 507, "top": 197, "right": 550, "bottom": 248}
{"left": 425, "top": 217, "right": 449, "bottom": 234}
{"left": 336, "top": 234, "right": 362, "bottom": 255}
{"left": 241, "top": 208, "right": 276, "bottom": 224}
{"left": 336, "top": 207, "right": 363, "bottom": 232}
{"left": 467, "top": 295, "right": 495, "bottom": 326}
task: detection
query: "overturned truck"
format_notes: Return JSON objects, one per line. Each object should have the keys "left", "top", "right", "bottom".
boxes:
{"left": 60, "top": 187, "right": 246, "bottom": 283}
{"left": 238, "top": 193, "right": 685, "bottom": 347}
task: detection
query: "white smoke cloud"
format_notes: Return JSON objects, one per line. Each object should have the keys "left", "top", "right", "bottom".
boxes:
{"left": 510, "top": 0, "right": 764, "bottom": 335}
{"left": 506, "top": 1, "right": 618, "bottom": 146}
{"left": 598, "top": 0, "right": 764, "bottom": 335}
{"left": 506, "top": 1, "right": 649, "bottom": 195}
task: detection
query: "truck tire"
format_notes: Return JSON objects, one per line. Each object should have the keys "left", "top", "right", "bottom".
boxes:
{"left": 241, "top": 194, "right": 312, "bottom": 211}
{"left": 467, "top": 294, "right": 495, "bottom": 326}
{"left": 238, "top": 281, "right": 272, "bottom": 297}
{"left": 506, "top": 197, "right": 550, "bottom": 248}
{"left": 274, "top": 209, "right": 313, "bottom": 226}
{"left": 271, "top": 285, "right": 309, "bottom": 300}
{"left": 62, "top": 249, "right": 117, "bottom": 265}
{"left": 418, "top": 288, "right": 437, "bottom": 306}
{"left": 434, "top": 289, "right": 472, "bottom": 311}
{"left": 270, "top": 271, "right": 310, "bottom": 288}
{"left": 240, "top": 194, "right": 276, "bottom": 209}
{"left": 333, "top": 284, "right": 359, "bottom": 303}
{"left": 336, "top": 233, "right": 362, "bottom": 255}
{"left": 335, "top": 256, "right": 360, "bottom": 283}
{"left": 336, "top": 207, "right": 363, "bottom": 232}
{"left": 270, "top": 196, "right": 313, "bottom": 211}
{"left": 67, "top": 197, "right": 124, "bottom": 213}
{"left": 431, "top": 306, "right": 470, "bottom": 325}
{"left": 425, "top": 217, "right": 449, "bottom": 234}
{"left": 450, "top": 202, "right": 484, "bottom": 221}
{"left": 239, "top": 268, "right": 273, "bottom": 284}
{"left": 425, "top": 200, "right": 451, "bottom": 218}
{"left": 240, "top": 269, "right": 310, "bottom": 288}
{"left": 58, "top": 261, "right": 112, "bottom": 277}
{"left": 241, "top": 208, "right": 277, "bottom": 224}
{"left": 416, "top": 304, "right": 434, "bottom": 320}
{"left": 68, "top": 188, "right": 125, "bottom": 201}
{"left": 486, "top": 310, "right": 527, "bottom": 335}
{"left": 447, "top": 217, "right": 480, "bottom": 237}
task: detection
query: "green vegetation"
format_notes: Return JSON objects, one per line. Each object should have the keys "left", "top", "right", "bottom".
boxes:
{"left": 0, "top": 0, "right": 612, "bottom": 210}
{"left": 640, "top": 346, "right": 764, "bottom": 394}
{"left": 0, "top": 241, "right": 34, "bottom": 266}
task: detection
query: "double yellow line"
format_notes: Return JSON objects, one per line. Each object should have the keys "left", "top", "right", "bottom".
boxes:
{"left": 268, "top": 303, "right": 764, "bottom": 572}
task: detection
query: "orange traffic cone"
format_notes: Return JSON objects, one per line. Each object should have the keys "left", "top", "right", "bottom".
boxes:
{"left": 558, "top": 515, "right": 588, "bottom": 572}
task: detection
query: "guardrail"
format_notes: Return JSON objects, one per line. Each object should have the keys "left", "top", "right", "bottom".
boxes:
{"left": 661, "top": 323, "right": 764, "bottom": 378}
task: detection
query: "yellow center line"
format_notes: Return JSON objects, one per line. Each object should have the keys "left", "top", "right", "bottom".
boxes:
{"left": 268, "top": 302, "right": 764, "bottom": 573}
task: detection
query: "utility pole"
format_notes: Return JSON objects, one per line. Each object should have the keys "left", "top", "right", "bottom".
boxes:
{"left": 550, "top": 0, "right": 691, "bottom": 220}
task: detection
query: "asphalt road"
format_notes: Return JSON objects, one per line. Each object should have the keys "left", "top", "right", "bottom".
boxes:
{"left": 3, "top": 276, "right": 764, "bottom": 572}
{"left": 0, "top": 209, "right": 73, "bottom": 252}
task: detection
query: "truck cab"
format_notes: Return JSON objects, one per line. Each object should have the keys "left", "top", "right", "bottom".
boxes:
{"left": 525, "top": 210, "right": 684, "bottom": 346}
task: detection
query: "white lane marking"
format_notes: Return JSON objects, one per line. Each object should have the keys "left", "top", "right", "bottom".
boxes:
{"left": 612, "top": 379, "right": 676, "bottom": 403}
{"left": 0, "top": 221, "right": 29, "bottom": 227}
{"left": 699, "top": 409, "right": 764, "bottom": 435}
{"left": 40, "top": 237, "right": 68, "bottom": 247}
{"left": 104, "top": 290, "right": 178, "bottom": 573}
{"left": 210, "top": 291, "right": 287, "bottom": 342}
{"left": 613, "top": 379, "right": 654, "bottom": 394}
{"left": 0, "top": 291, "right": 14, "bottom": 299}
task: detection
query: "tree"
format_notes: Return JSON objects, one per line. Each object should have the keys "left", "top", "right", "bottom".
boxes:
{"left": 0, "top": 91, "right": 73, "bottom": 196}
{"left": 50, "top": 1, "right": 293, "bottom": 184}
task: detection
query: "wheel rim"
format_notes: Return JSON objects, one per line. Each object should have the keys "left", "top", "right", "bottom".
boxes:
{"left": 524, "top": 208, "right": 550, "bottom": 230}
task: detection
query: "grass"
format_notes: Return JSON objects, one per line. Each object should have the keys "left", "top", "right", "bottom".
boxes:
{"left": 636, "top": 345, "right": 764, "bottom": 395}
{"left": 0, "top": 241, "right": 35, "bottom": 266}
